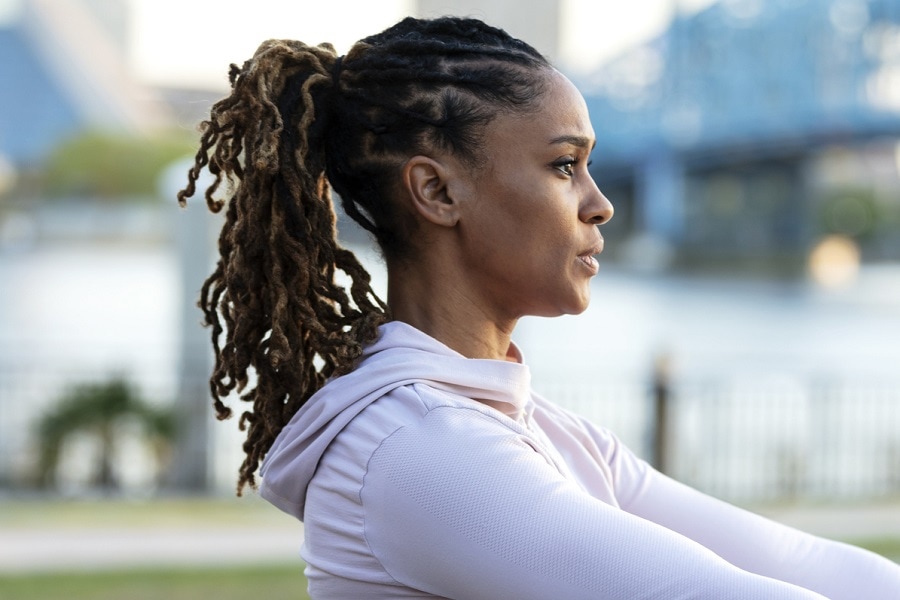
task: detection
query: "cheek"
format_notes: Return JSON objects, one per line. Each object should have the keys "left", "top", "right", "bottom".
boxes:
{"left": 533, "top": 213, "right": 571, "bottom": 255}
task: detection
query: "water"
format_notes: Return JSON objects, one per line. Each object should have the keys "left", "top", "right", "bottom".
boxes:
{"left": 2, "top": 241, "right": 899, "bottom": 498}
{"left": 519, "top": 264, "right": 900, "bottom": 384}
{"left": 5, "top": 243, "right": 898, "bottom": 391}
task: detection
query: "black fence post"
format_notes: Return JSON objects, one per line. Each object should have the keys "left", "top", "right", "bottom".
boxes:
{"left": 651, "top": 352, "right": 673, "bottom": 475}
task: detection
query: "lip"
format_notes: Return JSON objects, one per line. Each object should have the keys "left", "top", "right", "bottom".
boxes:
{"left": 583, "top": 236, "right": 604, "bottom": 257}
{"left": 577, "top": 237, "right": 604, "bottom": 274}
{"left": 579, "top": 236, "right": 605, "bottom": 259}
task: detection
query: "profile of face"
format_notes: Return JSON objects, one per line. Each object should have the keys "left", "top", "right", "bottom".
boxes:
{"left": 448, "top": 69, "right": 614, "bottom": 321}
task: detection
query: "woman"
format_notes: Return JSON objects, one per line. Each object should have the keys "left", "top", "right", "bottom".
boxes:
{"left": 179, "top": 16, "right": 900, "bottom": 599}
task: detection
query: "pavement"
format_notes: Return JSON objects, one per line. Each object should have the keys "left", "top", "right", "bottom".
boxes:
{"left": 0, "top": 500, "right": 898, "bottom": 574}
{"left": 0, "top": 525, "right": 302, "bottom": 573}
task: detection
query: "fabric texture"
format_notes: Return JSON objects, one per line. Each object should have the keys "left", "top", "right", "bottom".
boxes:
{"left": 260, "top": 321, "right": 900, "bottom": 599}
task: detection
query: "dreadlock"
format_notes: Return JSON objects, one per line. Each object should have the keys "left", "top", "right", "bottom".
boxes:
{"left": 178, "top": 16, "right": 551, "bottom": 494}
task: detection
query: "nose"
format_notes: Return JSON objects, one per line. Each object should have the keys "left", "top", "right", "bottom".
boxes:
{"left": 580, "top": 177, "right": 614, "bottom": 225}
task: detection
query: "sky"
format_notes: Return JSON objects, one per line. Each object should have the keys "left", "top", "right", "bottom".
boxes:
{"left": 125, "top": 0, "right": 717, "bottom": 89}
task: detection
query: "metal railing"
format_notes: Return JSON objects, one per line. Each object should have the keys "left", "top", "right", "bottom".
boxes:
{"left": 2, "top": 361, "right": 899, "bottom": 503}
{"left": 545, "top": 376, "right": 900, "bottom": 503}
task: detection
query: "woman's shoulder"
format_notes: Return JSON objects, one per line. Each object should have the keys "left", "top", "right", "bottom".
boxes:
{"left": 343, "top": 381, "right": 528, "bottom": 449}
{"left": 308, "top": 383, "right": 537, "bottom": 521}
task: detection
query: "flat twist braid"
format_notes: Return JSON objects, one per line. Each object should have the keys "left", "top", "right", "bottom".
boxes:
{"left": 325, "top": 17, "right": 551, "bottom": 257}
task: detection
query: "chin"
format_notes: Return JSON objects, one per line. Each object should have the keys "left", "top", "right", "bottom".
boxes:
{"left": 564, "top": 289, "right": 592, "bottom": 315}
{"left": 540, "top": 296, "right": 592, "bottom": 318}
{"left": 523, "top": 284, "right": 592, "bottom": 318}
{"left": 563, "top": 302, "right": 590, "bottom": 316}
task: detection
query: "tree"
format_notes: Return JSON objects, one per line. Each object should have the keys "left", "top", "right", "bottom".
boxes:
{"left": 39, "top": 129, "right": 196, "bottom": 200}
{"left": 35, "top": 378, "right": 175, "bottom": 492}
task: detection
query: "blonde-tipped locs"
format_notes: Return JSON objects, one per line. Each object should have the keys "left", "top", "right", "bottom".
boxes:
{"left": 178, "top": 39, "right": 387, "bottom": 494}
{"left": 178, "top": 17, "right": 550, "bottom": 494}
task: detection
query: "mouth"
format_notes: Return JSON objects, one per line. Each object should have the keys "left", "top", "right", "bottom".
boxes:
{"left": 577, "top": 253, "right": 599, "bottom": 272}
{"left": 577, "top": 238, "right": 604, "bottom": 274}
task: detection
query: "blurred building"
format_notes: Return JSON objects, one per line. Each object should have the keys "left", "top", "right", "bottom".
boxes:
{"left": 414, "top": 0, "right": 560, "bottom": 64}
{"left": 0, "top": 0, "right": 169, "bottom": 167}
{"left": 582, "top": 0, "right": 900, "bottom": 270}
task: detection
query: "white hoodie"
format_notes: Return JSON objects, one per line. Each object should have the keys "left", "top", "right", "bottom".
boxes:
{"left": 260, "top": 321, "right": 899, "bottom": 599}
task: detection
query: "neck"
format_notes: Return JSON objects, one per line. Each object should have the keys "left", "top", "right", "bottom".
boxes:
{"left": 386, "top": 259, "right": 517, "bottom": 361}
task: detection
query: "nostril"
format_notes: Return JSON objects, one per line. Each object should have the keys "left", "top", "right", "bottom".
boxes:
{"left": 581, "top": 189, "right": 614, "bottom": 225}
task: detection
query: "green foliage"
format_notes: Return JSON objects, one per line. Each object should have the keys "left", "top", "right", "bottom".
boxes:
{"left": 0, "top": 496, "right": 287, "bottom": 529}
{"left": 814, "top": 186, "right": 900, "bottom": 260}
{"left": 35, "top": 379, "right": 176, "bottom": 490}
{"left": 0, "top": 565, "right": 309, "bottom": 600}
{"left": 851, "top": 537, "right": 900, "bottom": 563}
{"left": 40, "top": 129, "right": 197, "bottom": 200}
{"left": 817, "top": 187, "right": 879, "bottom": 240}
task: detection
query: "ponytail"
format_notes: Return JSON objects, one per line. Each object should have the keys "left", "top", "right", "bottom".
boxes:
{"left": 178, "top": 39, "right": 388, "bottom": 494}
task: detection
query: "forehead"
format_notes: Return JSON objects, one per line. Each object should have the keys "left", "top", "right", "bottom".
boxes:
{"left": 488, "top": 70, "right": 594, "bottom": 149}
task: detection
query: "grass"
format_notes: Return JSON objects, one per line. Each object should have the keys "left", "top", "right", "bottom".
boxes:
{"left": 0, "top": 496, "right": 306, "bottom": 599}
{"left": 0, "top": 495, "right": 285, "bottom": 529}
{"left": 0, "top": 496, "right": 895, "bottom": 598}
{"left": 852, "top": 538, "right": 900, "bottom": 563}
{"left": 0, "top": 564, "right": 309, "bottom": 600}
{"left": 0, "top": 542, "right": 894, "bottom": 600}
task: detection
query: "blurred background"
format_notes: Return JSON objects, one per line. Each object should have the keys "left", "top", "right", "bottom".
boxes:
{"left": 0, "top": 0, "right": 898, "bottom": 596}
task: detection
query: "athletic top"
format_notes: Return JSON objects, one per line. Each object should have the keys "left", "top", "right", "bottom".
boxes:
{"left": 260, "top": 321, "right": 900, "bottom": 599}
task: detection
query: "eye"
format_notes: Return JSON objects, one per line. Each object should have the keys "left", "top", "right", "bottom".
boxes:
{"left": 552, "top": 156, "right": 594, "bottom": 178}
{"left": 552, "top": 158, "right": 578, "bottom": 177}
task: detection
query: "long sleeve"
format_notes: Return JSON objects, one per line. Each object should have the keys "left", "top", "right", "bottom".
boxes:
{"left": 618, "top": 455, "right": 900, "bottom": 599}
{"left": 578, "top": 415, "right": 900, "bottom": 600}
{"left": 361, "top": 405, "right": 827, "bottom": 599}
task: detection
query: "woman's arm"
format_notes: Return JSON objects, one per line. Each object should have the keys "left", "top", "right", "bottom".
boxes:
{"left": 587, "top": 419, "right": 900, "bottom": 599}
{"left": 620, "top": 463, "right": 900, "bottom": 599}
{"left": 361, "top": 406, "right": 827, "bottom": 599}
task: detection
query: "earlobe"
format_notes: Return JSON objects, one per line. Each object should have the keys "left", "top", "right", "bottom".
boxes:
{"left": 402, "top": 155, "right": 460, "bottom": 227}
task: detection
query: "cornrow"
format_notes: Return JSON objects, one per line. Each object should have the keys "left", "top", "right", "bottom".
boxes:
{"left": 327, "top": 17, "right": 550, "bottom": 256}
{"left": 178, "top": 16, "right": 552, "bottom": 494}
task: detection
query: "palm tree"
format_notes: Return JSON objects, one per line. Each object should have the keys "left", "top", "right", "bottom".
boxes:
{"left": 35, "top": 378, "right": 175, "bottom": 492}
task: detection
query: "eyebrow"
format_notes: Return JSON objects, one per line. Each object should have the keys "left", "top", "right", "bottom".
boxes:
{"left": 549, "top": 135, "right": 596, "bottom": 150}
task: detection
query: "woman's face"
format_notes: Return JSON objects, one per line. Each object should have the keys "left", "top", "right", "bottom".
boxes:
{"left": 454, "top": 69, "right": 614, "bottom": 321}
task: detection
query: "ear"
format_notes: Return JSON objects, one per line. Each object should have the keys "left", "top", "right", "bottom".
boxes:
{"left": 401, "top": 155, "right": 460, "bottom": 227}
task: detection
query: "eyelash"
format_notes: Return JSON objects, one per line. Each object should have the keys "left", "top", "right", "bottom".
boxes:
{"left": 553, "top": 157, "right": 593, "bottom": 177}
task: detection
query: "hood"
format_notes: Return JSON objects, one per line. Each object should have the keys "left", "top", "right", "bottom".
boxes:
{"left": 259, "top": 320, "right": 532, "bottom": 520}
